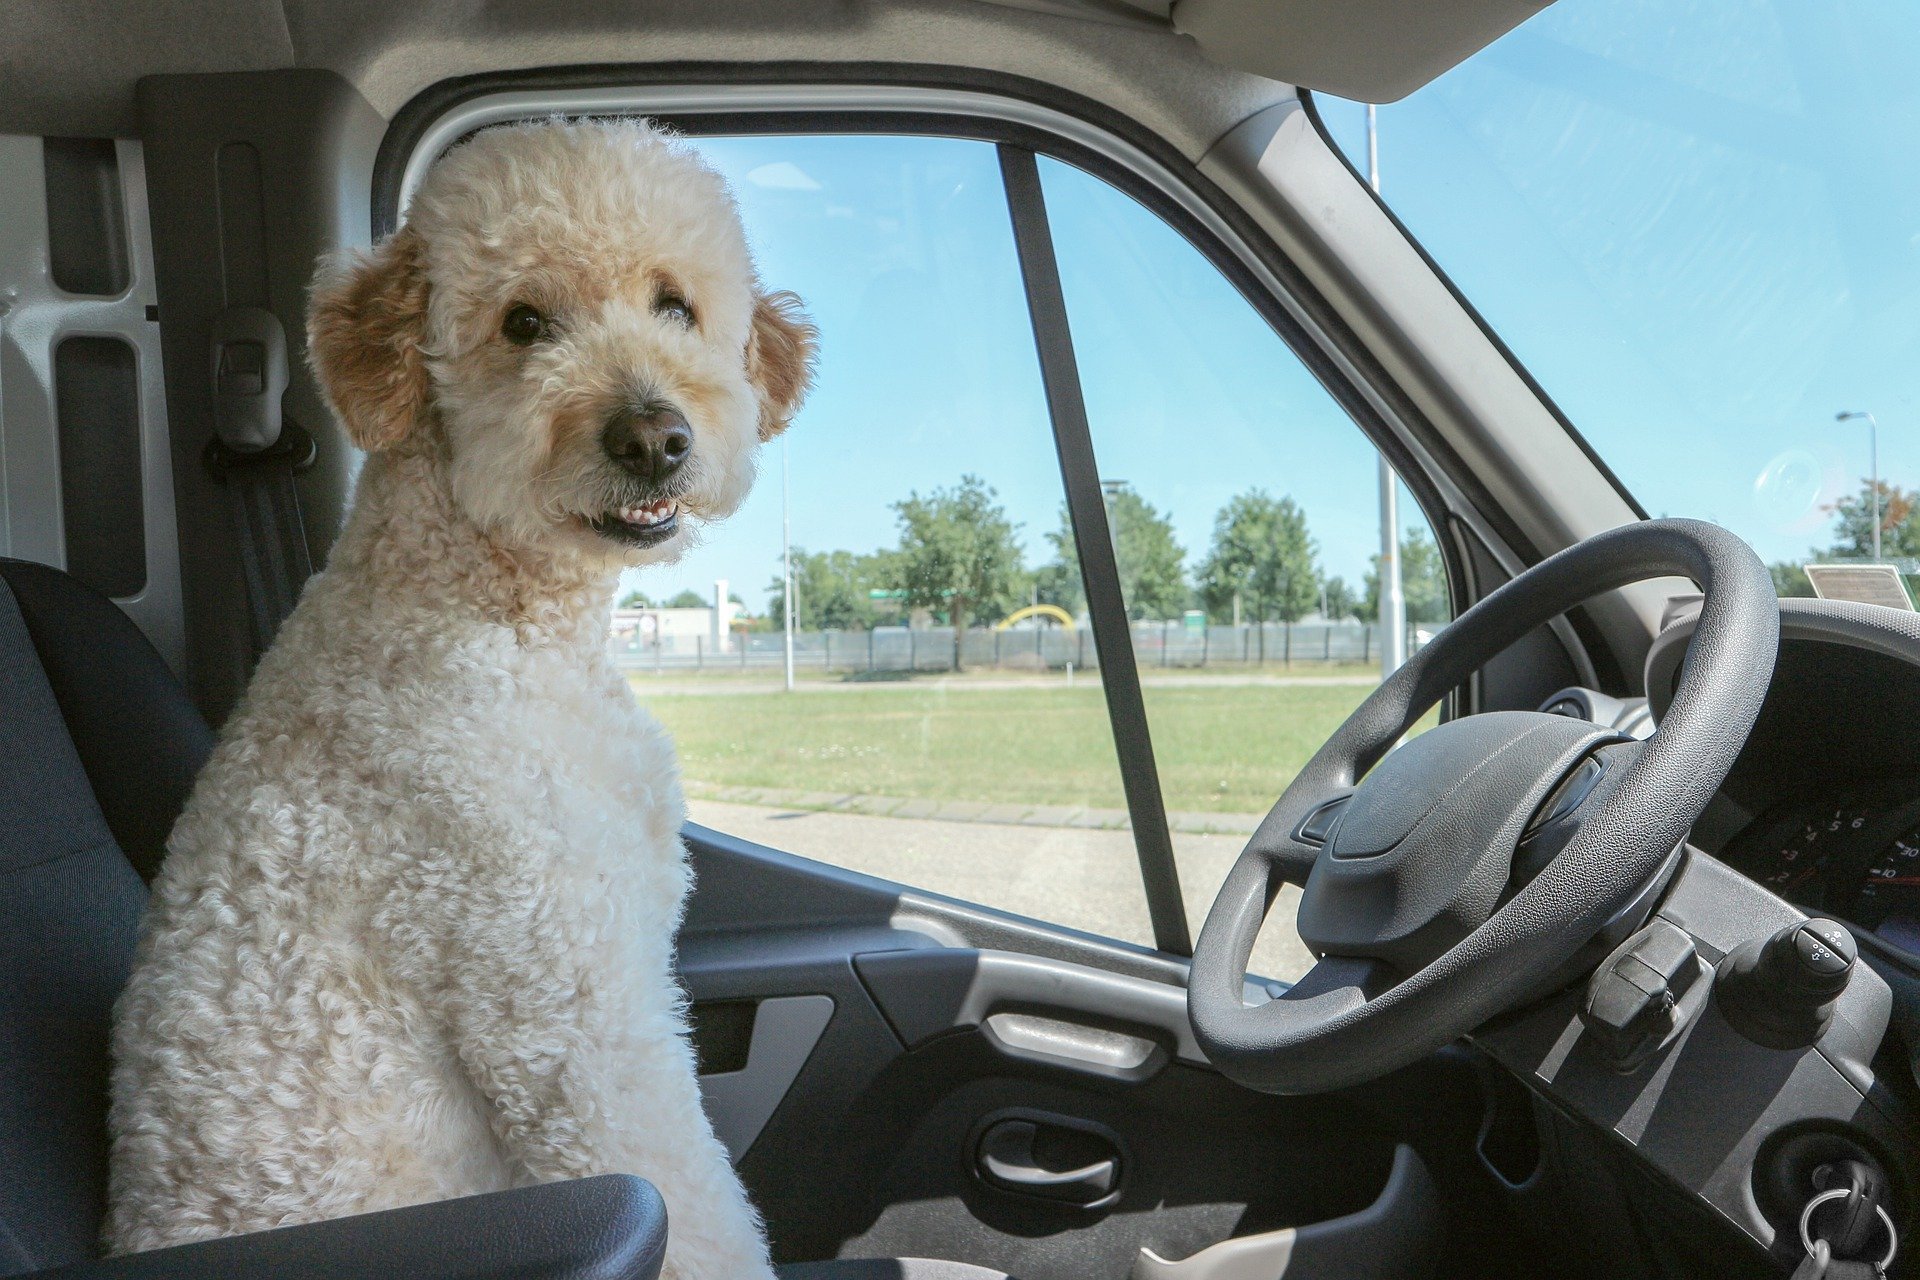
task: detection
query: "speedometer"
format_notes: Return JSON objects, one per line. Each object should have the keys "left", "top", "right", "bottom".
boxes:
{"left": 1854, "top": 821, "right": 1920, "bottom": 950}
{"left": 1730, "top": 804, "right": 1871, "bottom": 911}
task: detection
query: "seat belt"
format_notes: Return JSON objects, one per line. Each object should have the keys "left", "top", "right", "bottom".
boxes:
{"left": 202, "top": 305, "right": 315, "bottom": 658}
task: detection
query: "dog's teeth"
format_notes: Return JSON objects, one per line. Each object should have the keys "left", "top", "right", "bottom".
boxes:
{"left": 610, "top": 501, "right": 678, "bottom": 529}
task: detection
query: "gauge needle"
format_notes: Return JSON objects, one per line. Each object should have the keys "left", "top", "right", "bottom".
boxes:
{"left": 1783, "top": 866, "right": 1821, "bottom": 889}
{"left": 1871, "top": 876, "right": 1920, "bottom": 886}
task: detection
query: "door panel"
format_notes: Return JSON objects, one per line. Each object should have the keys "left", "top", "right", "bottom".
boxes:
{"left": 681, "top": 827, "right": 1465, "bottom": 1280}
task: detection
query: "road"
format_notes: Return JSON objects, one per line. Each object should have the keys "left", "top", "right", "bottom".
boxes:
{"left": 689, "top": 798, "right": 1315, "bottom": 982}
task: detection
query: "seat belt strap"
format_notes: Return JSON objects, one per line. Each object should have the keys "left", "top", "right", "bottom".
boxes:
{"left": 203, "top": 305, "right": 316, "bottom": 658}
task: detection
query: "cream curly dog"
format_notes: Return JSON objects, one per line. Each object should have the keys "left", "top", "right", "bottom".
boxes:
{"left": 106, "top": 119, "right": 815, "bottom": 1280}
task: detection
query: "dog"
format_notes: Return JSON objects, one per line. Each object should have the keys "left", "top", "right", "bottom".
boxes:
{"left": 105, "top": 119, "right": 815, "bottom": 1280}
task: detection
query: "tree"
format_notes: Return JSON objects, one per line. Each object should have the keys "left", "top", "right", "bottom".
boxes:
{"left": 663, "top": 589, "right": 707, "bottom": 609}
{"left": 618, "top": 589, "right": 652, "bottom": 609}
{"left": 1769, "top": 561, "right": 1814, "bottom": 598}
{"left": 1826, "top": 479, "right": 1920, "bottom": 561}
{"left": 765, "top": 548, "right": 884, "bottom": 631}
{"left": 1036, "top": 512, "right": 1085, "bottom": 616}
{"left": 1359, "top": 527, "right": 1450, "bottom": 625}
{"left": 1031, "top": 556, "right": 1082, "bottom": 616}
{"left": 1038, "top": 488, "right": 1187, "bottom": 621}
{"left": 890, "top": 475, "right": 1026, "bottom": 666}
{"left": 1322, "top": 576, "right": 1357, "bottom": 621}
{"left": 1195, "top": 490, "right": 1321, "bottom": 624}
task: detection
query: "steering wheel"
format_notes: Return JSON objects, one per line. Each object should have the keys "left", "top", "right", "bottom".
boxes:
{"left": 1188, "top": 519, "right": 1779, "bottom": 1094}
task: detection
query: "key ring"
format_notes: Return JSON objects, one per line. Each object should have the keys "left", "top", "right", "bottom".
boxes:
{"left": 1801, "top": 1186, "right": 1899, "bottom": 1272}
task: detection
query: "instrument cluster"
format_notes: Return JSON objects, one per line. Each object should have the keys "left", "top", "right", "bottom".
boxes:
{"left": 1724, "top": 783, "right": 1920, "bottom": 955}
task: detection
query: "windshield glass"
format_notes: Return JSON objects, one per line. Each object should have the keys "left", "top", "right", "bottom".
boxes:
{"left": 1318, "top": 0, "right": 1920, "bottom": 603}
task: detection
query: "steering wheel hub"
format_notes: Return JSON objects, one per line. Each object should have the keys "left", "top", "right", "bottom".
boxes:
{"left": 1300, "top": 712, "right": 1625, "bottom": 972}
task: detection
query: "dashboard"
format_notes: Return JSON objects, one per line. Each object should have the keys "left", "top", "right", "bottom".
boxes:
{"left": 1501, "top": 594, "right": 1920, "bottom": 1267}
{"left": 1543, "top": 595, "right": 1920, "bottom": 963}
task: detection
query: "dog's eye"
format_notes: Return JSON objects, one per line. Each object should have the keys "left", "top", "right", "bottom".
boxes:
{"left": 501, "top": 304, "right": 550, "bottom": 346}
{"left": 654, "top": 292, "right": 695, "bottom": 327}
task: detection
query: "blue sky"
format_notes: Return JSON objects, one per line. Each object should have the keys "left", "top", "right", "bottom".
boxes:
{"left": 630, "top": 135, "right": 1403, "bottom": 614}
{"left": 1316, "top": 0, "right": 1920, "bottom": 564}
{"left": 629, "top": 0, "right": 1920, "bottom": 615}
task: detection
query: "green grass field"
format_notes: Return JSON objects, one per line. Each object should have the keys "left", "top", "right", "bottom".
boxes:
{"left": 636, "top": 678, "right": 1427, "bottom": 815}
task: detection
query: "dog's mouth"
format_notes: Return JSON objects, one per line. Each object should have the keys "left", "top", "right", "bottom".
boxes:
{"left": 586, "top": 499, "right": 681, "bottom": 547}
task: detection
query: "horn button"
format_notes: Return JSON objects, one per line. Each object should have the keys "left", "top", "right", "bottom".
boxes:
{"left": 1296, "top": 711, "right": 1628, "bottom": 973}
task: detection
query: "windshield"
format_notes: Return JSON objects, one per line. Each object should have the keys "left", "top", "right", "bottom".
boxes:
{"left": 1318, "top": 0, "right": 1920, "bottom": 604}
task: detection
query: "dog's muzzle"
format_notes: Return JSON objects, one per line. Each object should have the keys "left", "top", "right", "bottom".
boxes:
{"left": 602, "top": 403, "right": 691, "bottom": 487}
{"left": 589, "top": 403, "right": 689, "bottom": 547}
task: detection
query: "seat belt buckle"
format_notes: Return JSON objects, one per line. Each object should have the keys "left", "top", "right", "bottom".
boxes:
{"left": 202, "top": 306, "right": 316, "bottom": 482}
{"left": 208, "top": 305, "right": 290, "bottom": 454}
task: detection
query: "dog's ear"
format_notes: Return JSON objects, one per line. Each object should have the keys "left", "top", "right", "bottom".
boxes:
{"left": 307, "top": 226, "right": 432, "bottom": 452}
{"left": 745, "top": 290, "right": 817, "bottom": 441}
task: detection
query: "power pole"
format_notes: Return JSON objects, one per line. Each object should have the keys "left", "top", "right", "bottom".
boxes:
{"left": 782, "top": 435, "right": 795, "bottom": 692}
{"left": 1836, "top": 411, "right": 1882, "bottom": 562}
{"left": 1369, "top": 103, "right": 1408, "bottom": 676}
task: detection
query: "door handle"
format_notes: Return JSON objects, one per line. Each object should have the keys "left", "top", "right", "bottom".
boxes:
{"left": 974, "top": 1115, "right": 1120, "bottom": 1207}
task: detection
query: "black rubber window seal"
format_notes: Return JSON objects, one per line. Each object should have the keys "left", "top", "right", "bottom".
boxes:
{"left": 997, "top": 143, "right": 1191, "bottom": 955}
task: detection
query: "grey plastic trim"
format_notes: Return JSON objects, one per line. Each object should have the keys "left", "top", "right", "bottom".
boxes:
{"left": 984, "top": 1011, "right": 1159, "bottom": 1073}
{"left": 1536, "top": 685, "right": 1654, "bottom": 740}
{"left": 853, "top": 947, "right": 1219, "bottom": 1075}
{"left": 1645, "top": 596, "right": 1920, "bottom": 723}
{"left": 0, "top": 135, "right": 185, "bottom": 672}
{"left": 1475, "top": 848, "right": 1900, "bottom": 1253}
{"left": 1130, "top": 1144, "right": 1441, "bottom": 1279}
{"left": 698, "top": 993, "right": 835, "bottom": 1163}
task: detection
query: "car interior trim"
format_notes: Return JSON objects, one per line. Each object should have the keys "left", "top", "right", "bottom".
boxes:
{"left": 0, "top": 136, "right": 185, "bottom": 674}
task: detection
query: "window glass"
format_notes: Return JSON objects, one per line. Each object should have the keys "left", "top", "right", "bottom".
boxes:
{"left": 1038, "top": 156, "right": 1449, "bottom": 978}
{"left": 1316, "top": 0, "right": 1920, "bottom": 603}
{"left": 618, "top": 134, "right": 1157, "bottom": 946}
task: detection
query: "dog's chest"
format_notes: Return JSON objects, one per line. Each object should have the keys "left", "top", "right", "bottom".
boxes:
{"left": 513, "top": 659, "right": 689, "bottom": 927}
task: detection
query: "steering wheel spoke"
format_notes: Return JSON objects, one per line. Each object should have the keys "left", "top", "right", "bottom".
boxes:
{"left": 1244, "top": 786, "right": 1355, "bottom": 887}
{"left": 1190, "top": 519, "right": 1779, "bottom": 1095}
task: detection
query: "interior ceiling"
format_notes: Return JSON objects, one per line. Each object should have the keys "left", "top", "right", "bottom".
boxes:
{"left": 1, "top": 0, "right": 1547, "bottom": 146}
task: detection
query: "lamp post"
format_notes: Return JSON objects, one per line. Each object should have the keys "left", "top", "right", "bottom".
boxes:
{"left": 1835, "top": 410, "right": 1881, "bottom": 562}
{"left": 1100, "top": 478, "right": 1128, "bottom": 594}
{"left": 1367, "top": 104, "right": 1408, "bottom": 676}
{"left": 782, "top": 434, "right": 795, "bottom": 691}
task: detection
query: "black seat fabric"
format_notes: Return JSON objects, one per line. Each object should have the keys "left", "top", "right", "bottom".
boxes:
{"left": 0, "top": 560, "right": 213, "bottom": 884}
{"left": 779, "top": 1263, "right": 1012, "bottom": 1279}
{"left": 0, "top": 564, "right": 212, "bottom": 1274}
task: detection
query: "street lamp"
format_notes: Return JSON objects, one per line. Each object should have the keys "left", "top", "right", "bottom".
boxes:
{"left": 1367, "top": 104, "right": 1407, "bottom": 676}
{"left": 782, "top": 434, "right": 795, "bottom": 691}
{"left": 1835, "top": 410, "right": 1882, "bottom": 562}
{"left": 1099, "top": 478, "right": 1128, "bottom": 582}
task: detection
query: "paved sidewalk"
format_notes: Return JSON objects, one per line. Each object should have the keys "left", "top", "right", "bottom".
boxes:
{"left": 630, "top": 671, "right": 1379, "bottom": 697}
{"left": 684, "top": 780, "right": 1266, "bottom": 837}
{"left": 689, "top": 797, "right": 1314, "bottom": 983}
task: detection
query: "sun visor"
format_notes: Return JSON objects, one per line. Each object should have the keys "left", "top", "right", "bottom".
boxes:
{"left": 1170, "top": 0, "right": 1553, "bottom": 103}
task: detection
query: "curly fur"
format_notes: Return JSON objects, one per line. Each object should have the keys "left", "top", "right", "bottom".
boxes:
{"left": 105, "top": 119, "right": 815, "bottom": 1280}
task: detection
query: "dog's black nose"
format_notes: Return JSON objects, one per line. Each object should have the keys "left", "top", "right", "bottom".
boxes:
{"left": 602, "top": 404, "right": 692, "bottom": 483}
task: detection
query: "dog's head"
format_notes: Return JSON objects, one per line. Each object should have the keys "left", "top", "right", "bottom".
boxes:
{"left": 308, "top": 118, "right": 815, "bottom": 567}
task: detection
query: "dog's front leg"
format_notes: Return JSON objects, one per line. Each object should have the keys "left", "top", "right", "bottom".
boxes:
{"left": 433, "top": 869, "right": 777, "bottom": 1280}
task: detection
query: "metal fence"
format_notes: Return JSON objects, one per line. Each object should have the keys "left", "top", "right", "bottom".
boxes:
{"left": 611, "top": 621, "right": 1436, "bottom": 674}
